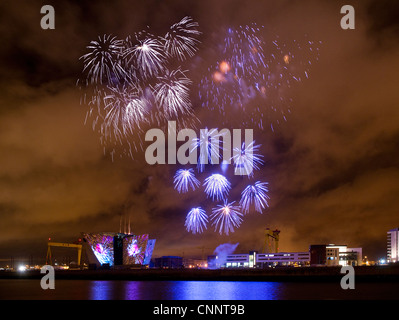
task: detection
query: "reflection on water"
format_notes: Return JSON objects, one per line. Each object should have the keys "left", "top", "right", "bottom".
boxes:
{"left": 84, "top": 280, "right": 399, "bottom": 300}
{"left": 89, "top": 281, "right": 143, "bottom": 300}
{"left": 89, "top": 281, "right": 282, "bottom": 300}
{"left": 166, "top": 281, "right": 281, "bottom": 300}
{"left": 1, "top": 279, "right": 398, "bottom": 300}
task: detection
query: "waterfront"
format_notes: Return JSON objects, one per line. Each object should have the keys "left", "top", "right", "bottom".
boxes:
{"left": 0, "top": 279, "right": 398, "bottom": 300}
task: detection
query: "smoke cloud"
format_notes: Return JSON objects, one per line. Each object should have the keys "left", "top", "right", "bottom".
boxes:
{"left": 208, "top": 242, "right": 239, "bottom": 269}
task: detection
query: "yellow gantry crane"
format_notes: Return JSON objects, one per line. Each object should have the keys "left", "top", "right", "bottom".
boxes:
{"left": 46, "top": 239, "right": 83, "bottom": 267}
{"left": 262, "top": 228, "right": 280, "bottom": 253}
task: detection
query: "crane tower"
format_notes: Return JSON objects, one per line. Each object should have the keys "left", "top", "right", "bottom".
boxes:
{"left": 262, "top": 228, "right": 280, "bottom": 253}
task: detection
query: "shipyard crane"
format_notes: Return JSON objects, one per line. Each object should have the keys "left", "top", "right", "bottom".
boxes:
{"left": 262, "top": 228, "right": 280, "bottom": 253}
{"left": 46, "top": 238, "right": 83, "bottom": 267}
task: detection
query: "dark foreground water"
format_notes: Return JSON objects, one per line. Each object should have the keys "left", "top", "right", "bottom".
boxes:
{"left": 0, "top": 279, "right": 398, "bottom": 300}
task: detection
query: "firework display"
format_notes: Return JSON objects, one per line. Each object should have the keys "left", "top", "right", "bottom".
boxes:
{"left": 174, "top": 168, "right": 200, "bottom": 193}
{"left": 154, "top": 68, "right": 193, "bottom": 118}
{"left": 185, "top": 207, "right": 208, "bottom": 234}
{"left": 210, "top": 201, "right": 243, "bottom": 236}
{"left": 240, "top": 181, "right": 270, "bottom": 214}
{"left": 203, "top": 173, "right": 231, "bottom": 201}
{"left": 81, "top": 34, "right": 126, "bottom": 85}
{"left": 164, "top": 16, "right": 201, "bottom": 61}
{"left": 198, "top": 24, "right": 321, "bottom": 130}
{"left": 167, "top": 24, "right": 321, "bottom": 234}
{"left": 78, "top": 18, "right": 321, "bottom": 237}
{"left": 172, "top": 136, "right": 269, "bottom": 235}
{"left": 78, "top": 17, "right": 201, "bottom": 158}
{"left": 191, "top": 128, "right": 226, "bottom": 173}
{"left": 231, "top": 141, "right": 264, "bottom": 177}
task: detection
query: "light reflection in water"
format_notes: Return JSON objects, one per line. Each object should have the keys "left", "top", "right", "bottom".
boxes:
{"left": 89, "top": 280, "right": 283, "bottom": 300}
{"left": 168, "top": 281, "right": 282, "bottom": 300}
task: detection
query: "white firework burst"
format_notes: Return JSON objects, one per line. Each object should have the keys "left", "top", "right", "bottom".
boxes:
{"left": 203, "top": 173, "right": 231, "bottom": 201}
{"left": 164, "top": 16, "right": 201, "bottom": 61}
{"left": 81, "top": 34, "right": 126, "bottom": 85}
{"left": 191, "top": 128, "right": 226, "bottom": 172}
{"left": 239, "top": 181, "right": 270, "bottom": 214}
{"left": 173, "top": 168, "right": 200, "bottom": 193}
{"left": 124, "top": 37, "right": 166, "bottom": 79}
{"left": 231, "top": 141, "right": 264, "bottom": 177}
{"left": 185, "top": 207, "right": 208, "bottom": 234}
{"left": 153, "top": 69, "right": 193, "bottom": 118}
{"left": 102, "top": 85, "right": 148, "bottom": 141}
{"left": 210, "top": 201, "right": 243, "bottom": 235}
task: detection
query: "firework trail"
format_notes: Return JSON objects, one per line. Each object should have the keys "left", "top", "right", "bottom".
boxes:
{"left": 80, "top": 34, "right": 126, "bottom": 85}
{"left": 191, "top": 128, "right": 226, "bottom": 173}
{"left": 231, "top": 140, "right": 264, "bottom": 177}
{"left": 102, "top": 84, "right": 149, "bottom": 140}
{"left": 185, "top": 207, "right": 208, "bottom": 234}
{"left": 78, "top": 17, "right": 201, "bottom": 158}
{"left": 211, "top": 201, "right": 243, "bottom": 235}
{"left": 153, "top": 68, "right": 193, "bottom": 118}
{"left": 198, "top": 24, "right": 321, "bottom": 130}
{"left": 124, "top": 36, "right": 166, "bottom": 79}
{"left": 203, "top": 173, "right": 231, "bottom": 201}
{"left": 164, "top": 16, "right": 201, "bottom": 61}
{"left": 174, "top": 168, "right": 200, "bottom": 193}
{"left": 240, "top": 181, "right": 270, "bottom": 214}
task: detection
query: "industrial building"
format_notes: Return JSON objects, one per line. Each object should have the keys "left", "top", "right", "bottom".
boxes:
{"left": 207, "top": 250, "right": 310, "bottom": 269}
{"left": 387, "top": 228, "right": 399, "bottom": 263}
{"left": 204, "top": 228, "right": 363, "bottom": 268}
{"left": 309, "top": 244, "right": 362, "bottom": 266}
{"left": 208, "top": 245, "right": 362, "bottom": 269}
{"left": 154, "top": 256, "right": 183, "bottom": 269}
{"left": 223, "top": 251, "right": 310, "bottom": 268}
{"left": 256, "top": 252, "right": 310, "bottom": 267}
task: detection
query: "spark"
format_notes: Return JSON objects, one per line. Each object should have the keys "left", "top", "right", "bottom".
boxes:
{"left": 153, "top": 68, "right": 193, "bottom": 118}
{"left": 240, "top": 181, "right": 270, "bottom": 214}
{"left": 210, "top": 201, "right": 243, "bottom": 235}
{"left": 81, "top": 34, "right": 126, "bottom": 85}
{"left": 198, "top": 24, "right": 321, "bottom": 130}
{"left": 79, "top": 18, "right": 201, "bottom": 159}
{"left": 231, "top": 141, "right": 264, "bottom": 176}
{"left": 203, "top": 173, "right": 231, "bottom": 201}
{"left": 191, "top": 128, "right": 226, "bottom": 172}
{"left": 164, "top": 16, "right": 201, "bottom": 61}
{"left": 173, "top": 168, "right": 200, "bottom": 193}
{"left": 124, "top": 37, "right": 166, "bottom": 79}
{"left": 102, "top": 84, "right": 148, "bottom": 141}
{"left": 185, "top": 207, "right": 208, "bottom": 234}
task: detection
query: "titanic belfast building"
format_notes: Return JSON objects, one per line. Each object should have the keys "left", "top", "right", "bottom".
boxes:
{"left": 82, "top": 232, "right": 156, "bottom": 267}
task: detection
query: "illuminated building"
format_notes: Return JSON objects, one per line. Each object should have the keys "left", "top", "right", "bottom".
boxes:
{"left": 256, "top": 252, "right": 310, "bottom": 267}
{"left": 310, "top": 244, "right": 362, "bottom": 266}
{"left": 211, "top": 251, "right": 310, "bottom": 268}
{"left": 82, "top": 232, "right": 155, "bottom": 267}
{"left": 387, "top": 228, "right": 399, "bottom": 263}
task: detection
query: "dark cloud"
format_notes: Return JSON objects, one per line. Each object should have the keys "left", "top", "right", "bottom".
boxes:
{"left": 0, "top": 0, "right": 398, "bottom": 265}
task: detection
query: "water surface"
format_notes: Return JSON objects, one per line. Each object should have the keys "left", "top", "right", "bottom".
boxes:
{"left": 0, "top": 279, "right": 397, "bottom": 300}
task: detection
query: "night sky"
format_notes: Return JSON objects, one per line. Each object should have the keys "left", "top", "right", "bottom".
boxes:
{"left": 1, "top": 0, "right": 398, "bottom": 265}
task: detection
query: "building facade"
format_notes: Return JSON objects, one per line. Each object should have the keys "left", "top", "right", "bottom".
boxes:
{"left": 310, "top": 244, "right": 362, "bottom": 266}
{"left": 154, "top": 256, "right": 183, "bottom": 268}
{"left": 220, "top": 251, "right": 310, "bottom": 268}
{"left": 387, "top": 228, "right": 399, "bottom": 263}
